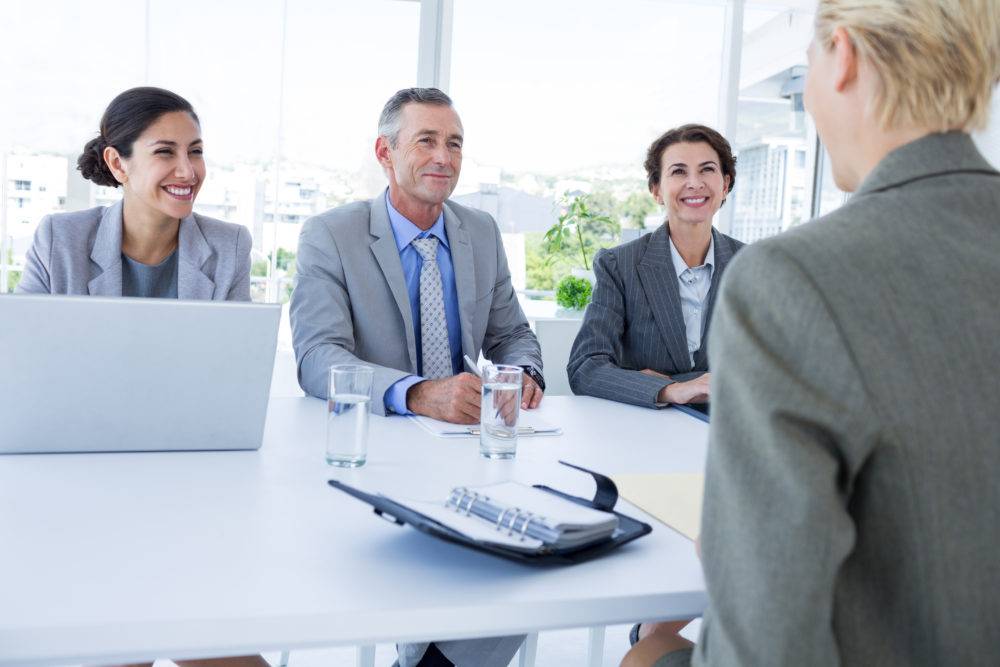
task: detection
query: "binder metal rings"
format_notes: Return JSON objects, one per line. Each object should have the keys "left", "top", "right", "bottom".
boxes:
{"left": 448, "top": 487, "right": 482, "bottom": 517}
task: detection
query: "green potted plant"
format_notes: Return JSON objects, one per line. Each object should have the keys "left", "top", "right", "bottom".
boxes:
{"left": 555, "top": 274, "right": 593, "bottom": 311}
{"left": 543, "top": 194, "right": 615, "bottom": 312}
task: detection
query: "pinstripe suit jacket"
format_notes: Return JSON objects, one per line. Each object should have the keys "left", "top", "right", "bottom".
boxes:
{"left": 567, "top": 224, "right": 743, "bottom": 408}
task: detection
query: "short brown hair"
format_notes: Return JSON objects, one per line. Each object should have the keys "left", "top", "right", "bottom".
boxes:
{"left": 815, "top": 0, "right": 1000, "bottom": 131}
{"left": 644, "top": 124, "right": 737, "bottom": 201}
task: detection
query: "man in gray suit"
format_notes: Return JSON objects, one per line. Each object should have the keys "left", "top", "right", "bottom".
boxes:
{"left": 624, "top": 0, "right": 1000, "bottom": 665}
{"left": 290, "top": 88, "right": 539, "bottom": 667}
{"left": 291, "top": 87, "right": 543, "bottom": 426}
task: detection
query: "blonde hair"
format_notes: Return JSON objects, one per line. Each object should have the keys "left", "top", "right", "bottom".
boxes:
{"left": 815, "top": 0, "right": 1000, "bottom": 131}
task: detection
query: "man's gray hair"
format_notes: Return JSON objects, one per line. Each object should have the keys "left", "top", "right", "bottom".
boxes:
{"left": 377, "top": 87, "right": 455, "bottom": 148}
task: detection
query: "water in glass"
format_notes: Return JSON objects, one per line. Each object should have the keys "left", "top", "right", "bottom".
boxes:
{"left": 326, "top": 393, "right": 370, "bottom": 467}
{"left": 480, "top": 380, "right": 521, "bottom": 459}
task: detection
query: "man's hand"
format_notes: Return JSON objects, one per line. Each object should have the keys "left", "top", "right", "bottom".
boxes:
{"left": 521, "top": 372, "right": 543, "bottom": 410}
{"left": 407, "top": 373, "right": 482, "bottom": 424}
{"left": 657, "top": 372, "right": 711, "bottom": 405}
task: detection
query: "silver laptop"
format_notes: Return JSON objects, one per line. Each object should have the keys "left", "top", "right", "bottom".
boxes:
{"left": 0, "top": 295, "right": 282, "bottom": 454}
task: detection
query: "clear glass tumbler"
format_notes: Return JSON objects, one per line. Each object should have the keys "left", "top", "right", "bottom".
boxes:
{"left": 479, "top": 364, "right": 522, "bottom": 459}
{"left": 326, "top": 364, "right": 373, "bottom": 467}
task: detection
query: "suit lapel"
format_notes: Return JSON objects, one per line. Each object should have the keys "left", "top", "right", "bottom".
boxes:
{"left": 87, "top": 201, "right": 124, "bottom": 296}
{"left": 369, "top": 197, "right": 418, "bottom": 372}
{"left": 177, "top": 214, "right": 216, "bottom": 300}
{"left": 637, "top": 225, "right": 692, "bottom": 373}
{"left": 691, "top": 228, "right": 736, "bottom": 369}
{"left": 443, "top": 203, "right": 476, "bottom": 362}
{"left": 699, "top": 228, "right": 734, "bottom": 346}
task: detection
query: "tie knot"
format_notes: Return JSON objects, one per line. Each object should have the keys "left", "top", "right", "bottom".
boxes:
{"left": 411, "top": 236, "right": 439, "bottom": 261}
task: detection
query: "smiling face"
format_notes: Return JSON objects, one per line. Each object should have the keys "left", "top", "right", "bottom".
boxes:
{"left": 105, "top": 110, "right": 205, "bottom": 222}
{"left": 651, "top": 141, "right": 730, "bottom": 229}
{"left": 377, "top": 102, "right": 463, "bottom": 216}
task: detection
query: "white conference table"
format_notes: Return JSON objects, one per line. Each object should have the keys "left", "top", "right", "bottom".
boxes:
{"left": 0, "top": 396, "right": 708, "bottom": 666}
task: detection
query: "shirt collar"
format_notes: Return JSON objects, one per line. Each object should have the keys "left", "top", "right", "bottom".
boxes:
{"left": 668, "top": 231, "right": 715, "bottom": 279}
{"left": 385, "top": 189, "right": 448, "bottom": 253}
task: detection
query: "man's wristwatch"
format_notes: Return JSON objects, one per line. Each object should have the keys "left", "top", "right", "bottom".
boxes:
{"left": 520, "top": 365, "right": 546, "bottom": 392}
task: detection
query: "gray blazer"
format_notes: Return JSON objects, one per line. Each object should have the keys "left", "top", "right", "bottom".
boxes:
{"left": 290, "top": 194, "right": 542, "bottom": 415}
{"left": 567, "top": 225, "right": 742, "bottom": 408}
{"left": 663, "top": 132, "right": 1000, "bottom": 667}
{"left": 15, "top": 200, "right": 252, "bottom": 301}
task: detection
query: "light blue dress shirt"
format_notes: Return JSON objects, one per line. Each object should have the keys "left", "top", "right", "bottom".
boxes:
{"left": 669, "top": 234, "right": 715, "bottom": 367}
{"left": 383, "top": 191, "right": 463, "bottom": 414}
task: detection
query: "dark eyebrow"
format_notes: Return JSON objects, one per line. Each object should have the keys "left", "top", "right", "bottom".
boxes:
{"left": 416, "top": 129, "right": 464, "bottom": 142}
{"left": 669, "top": 161, "right": 719, "bottom": 169}
{"left": 147, "top": 139, "right": 203, "bottom": 147}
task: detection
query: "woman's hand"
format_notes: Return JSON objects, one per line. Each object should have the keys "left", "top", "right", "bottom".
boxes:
{"left": 657, "top": 372, "right": 711, "bottom": 405}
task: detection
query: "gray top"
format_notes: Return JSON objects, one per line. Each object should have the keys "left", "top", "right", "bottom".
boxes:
{"left": 15, "top": 200, "right": 252, "bottom": 301}
{"left": 661, "top": 131, "right": 1000, "bottom": 667}
{"left": 121, "top": 250, "right": 178, "bottom": 299}
{"left": 668, "top": 233, "right": 715, "bottom": 366}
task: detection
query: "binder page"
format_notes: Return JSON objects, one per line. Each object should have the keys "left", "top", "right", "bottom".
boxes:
{"left": 612, "top": 473, "right": 704, "bottom": 541}
{"left": 401, "top": 498, "right": 544, "bottom": 552}
{"left": 478, "top": 482, "right": 618, "bottom": 534}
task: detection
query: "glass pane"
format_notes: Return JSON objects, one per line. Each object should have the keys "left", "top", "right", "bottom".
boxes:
{"left": 1, "top": 0, "right": 146, "bottom": 293}
{"left": 731, "top": 4, "right": 818, "bottom": 244}
{"left": 450, "top": 0, "right": 727, "bottom": 300}
{"left": 270, "top": 0, "right": 419, "bottom": 303}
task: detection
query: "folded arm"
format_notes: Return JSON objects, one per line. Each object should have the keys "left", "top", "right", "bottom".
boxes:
{"left": 567, "top": 249, "right": 674, "bottom": 408}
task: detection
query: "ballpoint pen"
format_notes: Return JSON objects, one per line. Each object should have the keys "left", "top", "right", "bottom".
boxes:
{"left": 463, "top": 354, "right": 482, "bottom": 377}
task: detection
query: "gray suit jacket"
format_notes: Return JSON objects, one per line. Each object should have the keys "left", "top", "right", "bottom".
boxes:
{"left": 567, "top": 225, "right": 742, "bottom": 408}
{"left": 15, "top": 200, "right": 252, "bottom": 301}
{"left": 663, "top": 132, "right": 1000, "bottom": 666}
{"left": 290, "top": 194, "right": 542, "bottom": 415}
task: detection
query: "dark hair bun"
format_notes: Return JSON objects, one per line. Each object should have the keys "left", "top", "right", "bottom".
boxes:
{"left": 77, "top": 136, "right": 120, "bottom": 188}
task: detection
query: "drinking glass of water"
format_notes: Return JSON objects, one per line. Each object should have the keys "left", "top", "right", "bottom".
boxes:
{"left": 326, "top": 364, "right": 373, "bottom": 467}
{"left": 479, "top": 364, "right": 523, "bottom": 459}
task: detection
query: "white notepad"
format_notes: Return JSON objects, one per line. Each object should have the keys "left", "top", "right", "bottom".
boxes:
{"left": 409, "top": 412, "right": 563, "bottom": 438}
{"left": 387, "top": 481, "right": 617, "bottom": 552}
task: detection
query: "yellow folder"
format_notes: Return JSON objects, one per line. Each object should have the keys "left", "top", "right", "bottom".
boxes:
{"left": 612, "top": 473, "right": 704, "bottom": 541}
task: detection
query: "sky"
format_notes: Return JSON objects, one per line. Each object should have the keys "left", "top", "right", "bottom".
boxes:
{"left": 1, "top": 0, "right": 797, "bottom": 177}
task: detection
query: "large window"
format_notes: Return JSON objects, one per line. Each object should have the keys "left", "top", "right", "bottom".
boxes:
{"left": 730, "top": 3, "right": 817, "bottom": 243}
{"left": 3, "top": 0, "right": 900, "bottom": 306}
{"left": 450, "top": 0, "right": 727, "bottom": 293}
{"left": 0, "top": 0, "right": 418, "bottom": 302}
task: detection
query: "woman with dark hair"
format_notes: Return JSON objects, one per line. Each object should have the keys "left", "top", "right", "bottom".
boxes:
{"left": 566, "top": 124, "right": 744, "bottom": 409}
{"left": 17, "top": 86, "right": 251, "bottom": 300}
{"left": 16, "top": 88, "right": 264, "bottom": 667}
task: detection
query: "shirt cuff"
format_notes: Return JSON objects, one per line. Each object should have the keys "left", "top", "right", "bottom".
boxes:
{"left": 384, "top": 375, "right": 424, "bottom": 415}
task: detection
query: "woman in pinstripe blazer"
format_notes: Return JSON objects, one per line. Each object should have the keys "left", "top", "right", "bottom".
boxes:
{"left": 567, "top": 125, "right": 744, "bottom": 409}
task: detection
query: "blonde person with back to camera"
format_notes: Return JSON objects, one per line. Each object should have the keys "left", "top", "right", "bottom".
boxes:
{"left": 623, "top": 0, "right": 1000, "bottom": 665}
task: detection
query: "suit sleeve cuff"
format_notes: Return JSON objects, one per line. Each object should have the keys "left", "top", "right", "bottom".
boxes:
{"left": 385, "top": 375, "right": 424, "bottom": 415}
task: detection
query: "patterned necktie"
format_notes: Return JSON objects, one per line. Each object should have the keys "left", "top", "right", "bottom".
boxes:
{"left": 411, "top": 237, "right": 453, "bottom": 379}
